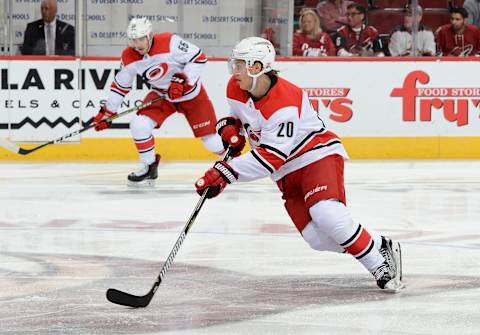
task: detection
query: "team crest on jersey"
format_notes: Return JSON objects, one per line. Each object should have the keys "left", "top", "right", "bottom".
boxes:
{"left": 244, "top": 123, "right": 261, "bottom": 145}
{"left": 142, "top": 63, "right": 169, "bottom": 82}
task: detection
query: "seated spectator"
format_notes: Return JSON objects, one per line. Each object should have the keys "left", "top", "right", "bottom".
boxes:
{"left": 435, "top": 7, "right": 480, "bottom": 56}
{"left": 21, "top": 0, "right": 75, "bottom": 55}
{"left": 293, "top": 9, "right": 336, "bottom": 56}
{"left": 316, "top": 0, "right": 354, "bottom": 33}
{"left": 389, "top": 5, "right": 436, "bottom": 56}
{"left": 464, "top": 0, "right": 480, "bottom": 28}
{"left": 333, "top": 3, "right": 384, "bottom": 56}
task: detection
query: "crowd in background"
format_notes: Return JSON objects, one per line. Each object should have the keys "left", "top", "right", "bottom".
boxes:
{"left": 290, "top": 0, "right": 480, "bottom": 57}
{"left": 17, "top": 0, "right": 480, "bottom": 57}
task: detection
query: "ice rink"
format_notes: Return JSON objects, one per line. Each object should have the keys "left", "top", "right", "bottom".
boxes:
{"left": 0, "top": 160, "right": 479, "bottom": 335}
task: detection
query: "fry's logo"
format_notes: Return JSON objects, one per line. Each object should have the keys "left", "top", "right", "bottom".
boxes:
{"left": 391, "top": 70, "right": 480, "bottom": 127}
{"left": 303, "top": 88, "right": 353, "bottom": 122}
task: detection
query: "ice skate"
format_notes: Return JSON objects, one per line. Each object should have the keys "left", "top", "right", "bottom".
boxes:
{"left": 127, "top": 154, "right": 160, "bottom": 187}
{"left": 372, "top": 236, "right": 405, "bottom": 292}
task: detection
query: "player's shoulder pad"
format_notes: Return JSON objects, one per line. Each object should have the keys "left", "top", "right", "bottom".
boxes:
{"left": 259, "top": 77, "right": 303, "bottom": 121}
{"left": 148, "top": 32, "right": 173, "bottom": 55}
{"left": 226, "top": 76, "right": 249, "bottom": 103}
{"left": 121, "top": 47, "right": 142, "bottom": 66}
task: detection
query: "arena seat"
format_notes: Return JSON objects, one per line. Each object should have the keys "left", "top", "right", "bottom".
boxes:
{"left": 422, "top": 9, "right": 451, "bottom": 31}
{"left": 373, "top": 0, "right": 406, "bottom": 9}
{"left": 419, "top": 0, "right": 450, "bottom": 9}
{"left": 304, "top": 0, "right": 320, "bottom": 7}
{"left": 368, "top": 9, "right": 404, "bottom": 34}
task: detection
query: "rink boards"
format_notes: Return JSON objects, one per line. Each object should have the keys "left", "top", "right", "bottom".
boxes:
{"left": 1, "top": 56, "right": 479, "bottom": 160}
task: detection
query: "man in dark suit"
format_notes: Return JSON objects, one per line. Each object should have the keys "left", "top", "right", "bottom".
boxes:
{"left": 21, "top": 0, "right": 75, "bottom": 56}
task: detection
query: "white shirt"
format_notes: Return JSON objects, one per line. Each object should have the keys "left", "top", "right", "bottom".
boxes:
{"left": 44, "top": 19, "right": 56, "bottom": 55}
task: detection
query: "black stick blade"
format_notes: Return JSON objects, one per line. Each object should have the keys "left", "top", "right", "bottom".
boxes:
{"left": 106, "top": 288, "right": 154, "bottom": 308}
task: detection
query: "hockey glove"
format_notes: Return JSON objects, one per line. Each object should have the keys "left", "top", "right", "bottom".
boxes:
{"left": 93, "top": 106, "right": 117, "bottom": 131}
{"left": 216, "top": 117, "right": 246, "bottom": 157}
{"left": 168, "top": 73, "right": 191, "bottom": 100}
{"left": 195, "top": 161, "right": 238, "bottom": 199}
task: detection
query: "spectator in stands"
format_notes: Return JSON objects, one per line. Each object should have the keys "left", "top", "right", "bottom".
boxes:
{"left": 435, "top": 7, "right": 480, "bottom": 56}
{"left": 389, "top": 5, "right": 436, "bottom": 56}
{"left": 464, "top": 0, "right": 480, "bottom": 28}
{"left": 334, "top": 3, "right": 384, "bottom": 56}
{"left": 316, "top": 0, "right": 354, "bottom": 33}
{"left": 21, "top": 0, "right": 75, "bottom": 55}
{"left": 293, "top": 9, "right": 336, "bottom": 56}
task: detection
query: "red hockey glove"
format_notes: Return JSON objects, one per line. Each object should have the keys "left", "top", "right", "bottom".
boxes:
{"left": 216, "top": 117, "right": 246, "bottom": 157}
{"left": 195, "top": 161, "right": 238, "bottom": 199}
{"left": 168, "top": 73, "right": 191, "bottom": 100}
{"left": 93, "top": 106, "right": 116, "bottom": 131}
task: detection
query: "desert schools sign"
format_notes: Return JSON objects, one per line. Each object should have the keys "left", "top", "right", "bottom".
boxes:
{"left": 0, "top": 58, "right": 479, "bottom": 159}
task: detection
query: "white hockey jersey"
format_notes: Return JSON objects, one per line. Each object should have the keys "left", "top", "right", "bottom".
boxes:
{"left": 226, "top": 76, "right": 349, "bottom": 182}
{"left": 105, "top": 33, "right": 207, "bottom": 112}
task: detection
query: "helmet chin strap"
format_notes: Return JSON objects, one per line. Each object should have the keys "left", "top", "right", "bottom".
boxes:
{"left": 248, "top": 76, "right": 257, "bottom": 93}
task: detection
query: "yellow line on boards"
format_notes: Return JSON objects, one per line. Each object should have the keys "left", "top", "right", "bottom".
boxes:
{"left": 1, "top": 137, "right": 480, "bottom": 160}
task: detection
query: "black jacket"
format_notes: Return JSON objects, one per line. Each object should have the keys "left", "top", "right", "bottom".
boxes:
{"left": 22, "top": 19, "right": 75, "bottom": 56}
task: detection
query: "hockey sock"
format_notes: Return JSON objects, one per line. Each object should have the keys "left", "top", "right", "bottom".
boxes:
{"left": 309, "top": 200, "right": 384, "bottom": 273}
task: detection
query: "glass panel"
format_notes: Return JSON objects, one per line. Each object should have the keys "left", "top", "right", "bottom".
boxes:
{"left": 85, "top": 0, "right": 264, "bottom": 57}
{"left": 11, "top": 0, "right": 76, "bottom": 56}
{"left": 261, "top": 0, "right": 294, "bottom": 56}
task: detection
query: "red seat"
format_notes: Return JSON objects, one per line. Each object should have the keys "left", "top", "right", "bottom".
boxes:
{"left": 368, "top": 9, "right": 404, "bottom": 34}
{"left": 419, "top": 0, "right": 449, "bottom": 9}
{"left": 422, "top": 9, "right": 451, "bottom": 32}
{"left": 304, "top": 0, "right": 320, "bottom": 7}
{"left": 453, "top": 0, "right": 465, "bottom": 7}
{"left": 355, "top": 0, "right": 370, "bottom": 7}
{"left": 373, "top": 0, "right": 406, "bottom": 9}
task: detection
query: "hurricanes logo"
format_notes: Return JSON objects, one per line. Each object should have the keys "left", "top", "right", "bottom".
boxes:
{"left": 142, "top": 63, "right": 169, "bottom": 82}
{"left": 244, "top": 123, "right": 261, "bottom": 144}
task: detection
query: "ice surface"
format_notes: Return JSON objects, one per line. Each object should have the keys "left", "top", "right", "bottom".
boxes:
{"left": 0, "top": 160, "right": 479, "bottom": 334}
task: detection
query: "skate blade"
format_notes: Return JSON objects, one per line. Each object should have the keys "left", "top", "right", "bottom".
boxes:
{"left": 383, "top": 280, "right": 405, "bottom": 293}
{"left": 127, "top": 179, "right": 157, "bottom": 188}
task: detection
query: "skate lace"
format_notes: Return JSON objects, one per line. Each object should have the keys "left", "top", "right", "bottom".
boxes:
{"left": 373, "top": 263, "right": 389, "bottom": 281}
{"left": 379, "top": 241, "right": 396, "bottom": 276}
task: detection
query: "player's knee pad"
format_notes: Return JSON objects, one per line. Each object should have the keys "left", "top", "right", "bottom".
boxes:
{"left": 308, "top": 199, "right": 356, "bottom": 242}
{"left": 130, "top": 114, "right": 156, "bottom": 139}
{"left": 302, "top": 221, "right": 344, "bottom": 253}
{"left": 201, "top": 133, "right": 224, "bottom": 155}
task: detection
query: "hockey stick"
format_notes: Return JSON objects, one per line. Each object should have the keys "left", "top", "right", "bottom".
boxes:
{"left": 106, "top": 147, "right": 234, "bottom": 308}
{"left": 0, "top": 96, "right": 164, "bottom": 156}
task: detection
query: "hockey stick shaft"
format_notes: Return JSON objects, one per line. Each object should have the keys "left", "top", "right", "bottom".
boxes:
{"left": 106, "top": 147, "right": 234, "bottom": 308}
{"left": 1, "top": 96, "right": 164, "bottom": 155}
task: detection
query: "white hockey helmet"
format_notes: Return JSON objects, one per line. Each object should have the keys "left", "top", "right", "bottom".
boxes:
{"left": 229, "top": 37, "right": 276, "bottom": 77}
{"left": 127, "top": 17, "right": 152, "bottom": 39}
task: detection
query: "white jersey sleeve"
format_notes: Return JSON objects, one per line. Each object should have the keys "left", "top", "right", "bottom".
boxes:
{"left": 105, "top": 47, "right": 141, "bottom": 112}
{"left": 169, "top": 34, "right": 207, "bottom": 86}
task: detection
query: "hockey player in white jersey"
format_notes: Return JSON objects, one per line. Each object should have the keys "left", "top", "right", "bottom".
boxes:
{"left": 93, "top": 17, "right": 224, "bottom": 184}
{"left": 195, "top": 37, "right": 404, "bottom": 292}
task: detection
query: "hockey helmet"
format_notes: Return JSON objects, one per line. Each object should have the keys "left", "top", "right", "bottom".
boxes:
{"left": 229, "top": 37, "right": 276, "bottom": 77}
{"left": 127, "top": 17, "right": 152, "bottom": 40}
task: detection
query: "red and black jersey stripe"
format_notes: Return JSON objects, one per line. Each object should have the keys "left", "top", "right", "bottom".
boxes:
{"left": 110, "top": 79, "right": 132, "bottom": 98}
{"left": 189, "top": 49, "right": 207, "bottom": 63}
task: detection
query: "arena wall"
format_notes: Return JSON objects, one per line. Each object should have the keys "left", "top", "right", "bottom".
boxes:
{"left": 1, "top": 56, "right": 479, "bottom": 160}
